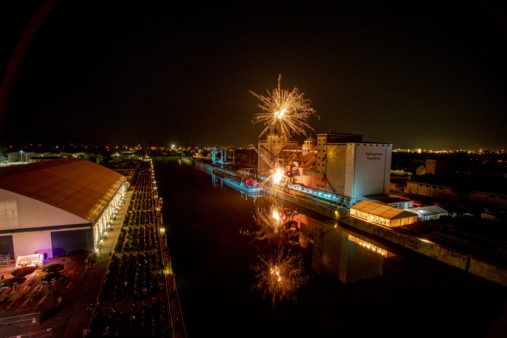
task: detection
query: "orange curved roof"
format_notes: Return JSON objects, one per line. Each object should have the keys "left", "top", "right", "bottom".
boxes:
{"left": 0, "top": 158, "right": 125, "bottom": 223}
{"left": 351, "top": 200, "right": 417, "bottom": 220}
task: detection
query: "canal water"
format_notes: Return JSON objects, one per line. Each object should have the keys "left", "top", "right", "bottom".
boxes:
{"left": 155, "top": 159, "right": 506, "bottom": 337}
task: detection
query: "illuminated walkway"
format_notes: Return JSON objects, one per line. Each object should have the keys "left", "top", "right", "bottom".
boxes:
{"left": 61, "top": 191, "right": 133, "bottom": 338}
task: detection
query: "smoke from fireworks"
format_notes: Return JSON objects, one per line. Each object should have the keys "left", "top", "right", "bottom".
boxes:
{"left": 252, "top": 247, "right": 307, "bottom": 309}
{"left": 250, "top": 74, "right": 316, "bottom": 139}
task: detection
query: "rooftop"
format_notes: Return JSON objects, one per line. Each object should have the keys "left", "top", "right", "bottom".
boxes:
{"left": 406, "top": 205, "right": 449, "bottom": 215}
{"left": 351, "top": 200, "right": 418, "bottom": 220}
{"left": 0, "top": 158, "right": 125, "bottom": 223}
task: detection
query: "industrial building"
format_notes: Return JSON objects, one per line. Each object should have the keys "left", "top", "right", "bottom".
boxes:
{"left": 0, "top": 159, "right": 126, "bottom": 261}
{"left": 405, "top": 205, "right": 449, "bottom": 221}
{"left": 315, "top": 133, "right": 392, "bottom": 204}
{"left": 406, "top": 181, "right": 507, "bottom": 208}
{"left": 257, "top": 132, "right": 392, "bottom": 205}
{"left": 257, "top": 134, "right": 299, "bottom": 174}
{"left": 350, "top": 200, "right": 418, "bottom": 227}
{"left": 365, "top": 194, "right": 414, "bottom": 209}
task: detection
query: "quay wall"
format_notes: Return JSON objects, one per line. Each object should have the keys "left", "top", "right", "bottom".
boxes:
{"left": 267, "top": 186, "right": 507, "bottom": 287}
{"left": 266, "top": 187, "right": 346, "bottom": 219}
{"left": 194, "top": 160, "right": 507, "bottom": 287}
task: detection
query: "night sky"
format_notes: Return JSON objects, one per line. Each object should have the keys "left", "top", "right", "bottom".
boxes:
{"left": 1, "top": 1, "right": 506, "bottom": 149}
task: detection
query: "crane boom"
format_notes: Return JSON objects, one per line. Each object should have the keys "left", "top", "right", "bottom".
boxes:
{"left": 249, "top": 144, "right": 275, "bottom": 169}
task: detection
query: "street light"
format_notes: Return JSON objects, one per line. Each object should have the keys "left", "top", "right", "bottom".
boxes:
{"left": 19, "top": 150, "right": 24, "bottom": 163}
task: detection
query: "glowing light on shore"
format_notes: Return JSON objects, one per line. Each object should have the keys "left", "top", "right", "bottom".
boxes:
{"left": 272, "top": 167, "right": 284, "bottom": 185}
{"left": 252, "top": 248, "right": 307, "bottom": 309}
{"left": 348, "top": 235, "right": 394, "bottom": 257}
{"left": 250, "top": 74, "right": 316, "bottom": 138}
{"left": 272, "top": 209, "right": 280, "bottom": 222}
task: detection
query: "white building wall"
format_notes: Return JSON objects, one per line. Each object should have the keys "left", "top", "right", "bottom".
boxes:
{"left": 12, "top": 231, "right": 52, "bottom": 258}
{"left": 350, "top": 144, "right": 391, "bottom": 200}
{"left": 258, "top": 134, "right": 287, "bottom": 174}
{"left": 384, "top": 146, "right": 392, "bottom": 194}
{"left": 0, "top": 180, "right": 126, "bottom": 259}
{"left": 344, "top": 144, "right": 356, "bottom": 198}
{"left": 320, "top": 142, "right": 391, "bottom": 201}
{"left": 91, "top": 180, "right": 127, "bottom": 250}
{"left": 325, "top": 144, "right": 347, "bottom": 194}
{"left": 0, "top": 189, "right": 89, "bottom": 231}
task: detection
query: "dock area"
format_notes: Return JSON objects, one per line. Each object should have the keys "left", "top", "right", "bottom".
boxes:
{"left": 87, "top": 159, "right": 186, "bottom": 337}
{"left": 0, "top": 185, "right": 133, "bottom": 337}
{"left": 0, "top": 159, "right": 186, "bottom": 337}
{"left": 267, "top": 183, "right": 507, "bottom": 287}
{"left": 196, "top": 159, "right": 507, "bottom": 287}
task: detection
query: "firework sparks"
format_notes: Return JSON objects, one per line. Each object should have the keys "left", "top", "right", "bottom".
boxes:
{"left": 272, "top": 167, "right": 284, "bottom": 185}
{"left": 250, "top": 74, "right": 316, "bottom": 138}
{"left": 252, "top": 247, "right": 307, "bottom": 309}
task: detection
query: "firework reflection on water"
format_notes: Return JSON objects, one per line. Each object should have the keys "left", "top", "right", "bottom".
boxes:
{"left": 243, "top": 199, "right": 308, "bottom": 309}
{"left": 252, "top": 247, "right": 307, "bottom": 309}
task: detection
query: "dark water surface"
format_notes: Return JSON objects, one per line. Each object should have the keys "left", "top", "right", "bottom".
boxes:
{"left": 156, "top": 159, "right": 506, "bottom": 337}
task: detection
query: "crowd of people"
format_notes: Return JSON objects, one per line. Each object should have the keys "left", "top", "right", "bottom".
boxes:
{"left": 89, "top": 294, "right": 170, "bottom": 336}
{"left": 101, "top": 253, "right": 163, "bottom": 301}
{"left": 89, "top": 163, "right": 182, "bottom": 337}
{"left": 124, "top": 210, "right": 158, "bottom": 227}
{"left": 115, "top": 226, "right": 159, "bottom": 253}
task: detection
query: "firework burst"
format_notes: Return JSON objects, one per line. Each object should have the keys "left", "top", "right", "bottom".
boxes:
{"left": 250, "top": 74, "right": 316, "bottom": 139}
{"left": 252, "top": 247, "right": 307, "bottom": 309}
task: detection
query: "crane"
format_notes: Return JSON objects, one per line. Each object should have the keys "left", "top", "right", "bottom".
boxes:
{"left": 249, "top": 144, "right": 276, "bottom": 169}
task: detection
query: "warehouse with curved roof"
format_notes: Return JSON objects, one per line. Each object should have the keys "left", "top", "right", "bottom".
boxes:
{"left": 350, "top": 200, "right": 418, "bottom": 227}
{"left": 0, "top": 158, "right": 126, "bottom": 260}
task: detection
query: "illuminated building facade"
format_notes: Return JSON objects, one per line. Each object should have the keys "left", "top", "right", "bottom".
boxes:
{"left": 257, "top": 134, "right": 298, "bottom": 175}
{"left": 350, "top": 200, "right": 418, "bottom": 227}
{"left": 315, "top": 133, "right": 392, "bottom": 204}
{"left": 256, "top": 132, "right": 393, "bottom": 207}
{"left": 0, "top": 159, "right": 126, "bottom": 260}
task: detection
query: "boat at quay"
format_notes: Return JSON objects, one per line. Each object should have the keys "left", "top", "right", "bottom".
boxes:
{"left": 223, "top": 177, "right": 263, "bottom": 197}
{"left": 192, "top": 158, "right": 507, "bottom": 287}
{"left": 154, "top": 158, "right": 507, "bottom": 338}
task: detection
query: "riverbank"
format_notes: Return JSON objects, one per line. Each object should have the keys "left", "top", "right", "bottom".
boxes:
{"left": 162, "top": 158, "right": 506, "bottom": 337}
{"left": 267, "top": 181, "right": 507, "bottom": 287}
{"left": 196, "top": 159, "right": 507, "bottom": 287}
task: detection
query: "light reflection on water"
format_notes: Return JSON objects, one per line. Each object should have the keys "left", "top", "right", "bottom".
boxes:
{"left": 213, "top": 172, "right": 396, "bottom": 307}
{"left": 158, "top": 159, "right": 506, "bottom": 338}
{"left": 246, "top": 199, "right": 307, "bottom": 308}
